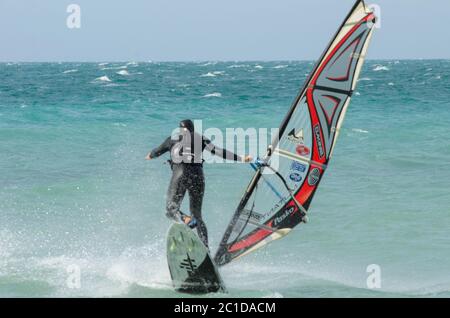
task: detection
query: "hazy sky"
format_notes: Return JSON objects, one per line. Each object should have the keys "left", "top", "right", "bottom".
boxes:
{"left": 0, "top": 0, "right": 448, "bottom": 61}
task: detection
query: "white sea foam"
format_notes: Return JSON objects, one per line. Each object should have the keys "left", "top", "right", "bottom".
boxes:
{"left": 228, "top": 64, "right": 249, "bottom": 69}
{"left": 201, "top": 72, "right": 217, "bottom": 77}
{"left": 373, "top": 65, "right": 390, "bottom": 72}
{"left": 116, "top": 70, "right": 130, "bottom": 76}
{"left": 203, "top": 92, "right": 222, "bottom": 98}
{"left": 352, "top": 128, "right": 369, "bottom": 134}
{"left": 199, "top": 62, "right": 217, "bottom": 67}
{"left": 94, "top": 76, "right": 112, "bottom": 82}
{"left": 98, "top": 62, "right": 109, "bottom": 66}
{"left": 358, "top": 77, "right": 371, "bottom": 81}
{"left": 104, "top": 83, "right": 122, "bottom": 87}
{"left": 101, "top": 65, "right": 128, "bottom": 71}
{"left": 273, "top": 65, "right": 288, "bottom": 69}
{"left": 254, "top": 65, "right": 264, "bottom": 69}
{"left": 388, "top": 82, "right": 395, "bottom": 86}
{"left": 63, "top": 69, "right": 78, "bottom": 74}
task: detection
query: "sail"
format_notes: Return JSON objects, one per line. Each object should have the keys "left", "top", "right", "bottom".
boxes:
{"left": 214, "top": 0, "right": 376, "bottom": 266}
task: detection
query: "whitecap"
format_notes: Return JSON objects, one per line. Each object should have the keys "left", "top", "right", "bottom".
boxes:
{"left": 254, "top": 65, "right": 264, "bottom": 69}
{"left": 203, "top": 92, "right": 222, "bottom": 98}
{"left": 436, "top": 75, "right": 442, "bottom": 80}
{"left": 352, "top": 128, "right": 369, "bottom": 134}
{"left": 373, "top": 65, "right": 390, "bottom": 72}
{"left": 273, "top": 65, "right": 288, "bottom": 69}
{"left": 228, "top": 64, "right": 249, "bottom": 68}
{"left": 355, "top": 92, "right": 361, "bottom": 96}
{"left": 199, "top": 62, "right": 217, "bottom": 67}
{"left": 104, "top": 83, "right": 122, "bottom": 87}
{"left": 63, "top": 69, "right": 78, "bottom": 74}
{"left": 358, "top": 77, "right": 371, "bottom": 81}
{"left": 116, "top": 70, "right": 130, "bottom": 76}
{"left": 101, "top": 65, "right": 127, "bottom": 71}
{"left": 94, "top": 76, "right": 112, "bottom": 82}
{"left": 388, "top": 82, "right": 395, "bottom": 86}
{"left": 98, "top": 62, "right": 109, "bottom": 66}
{"left": 201, "top": 72, "right": 216, "bottom": 77}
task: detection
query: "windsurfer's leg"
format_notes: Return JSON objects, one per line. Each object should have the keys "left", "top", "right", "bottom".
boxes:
{"left": 165, "top": 165, "right": 187, "bottom": 221}
{"left": 188, "top": 168, "right": 207, "bottom": 247}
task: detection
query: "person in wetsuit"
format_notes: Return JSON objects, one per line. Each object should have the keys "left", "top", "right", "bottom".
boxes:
{"left": 145, "top": 119, "right": 252, "bottom": 248}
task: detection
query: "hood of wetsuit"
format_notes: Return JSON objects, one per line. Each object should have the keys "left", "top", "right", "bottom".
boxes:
{"left": 179, "top": 119, "right": 194, "bottom": 133}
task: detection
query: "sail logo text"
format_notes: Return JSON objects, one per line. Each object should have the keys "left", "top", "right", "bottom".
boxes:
{"left": 314, "top": 124, "right": 325, "bottom": 158}
{"left": 273, "top": 206, "right": 296, "bottom": 227}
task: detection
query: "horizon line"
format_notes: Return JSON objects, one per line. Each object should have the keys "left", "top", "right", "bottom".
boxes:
{"left": 0, "top": 58, "right": 449, "bottom": 64}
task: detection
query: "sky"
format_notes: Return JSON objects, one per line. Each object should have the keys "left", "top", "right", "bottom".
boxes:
{"left": 0, "top": 0, "right": 448, "bottom": 61}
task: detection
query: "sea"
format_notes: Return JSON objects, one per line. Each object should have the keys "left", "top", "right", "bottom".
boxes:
{"left": 0, "top": 60, "right": 449, "bottom": 297}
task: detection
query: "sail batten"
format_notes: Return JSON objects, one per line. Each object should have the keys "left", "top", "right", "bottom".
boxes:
{"left": 214, "top": 0, "right": 376, "bottom": 266}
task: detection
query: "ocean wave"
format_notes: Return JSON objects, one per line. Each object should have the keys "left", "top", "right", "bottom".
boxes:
{"left": 358, "top": 77, "right": 371, "bottom": 81}
{"left": 104, "top": 83, "right": 124, "bottom": 87}
{"left": 352, "top": 128, "right": 369, "bottom": 134}
{"left": 201, "top": 71, "right": 224, "bottom": 77}
{"left": 98, "top": 62, "right": 109, "bottom": 66}
{"left": 63, "top": 69, "right": 78, "bottom": 74}
{"left": 228, "top": 64, "right": 249, "bottom": 68}
{"left": 201, "top": 72, "right": 216, "bottom": 77}
{"left": 199, "top": 62, "right": 217, "bottom": 67}
{"left": 101, "top": 65, "right": 127, "bottom": 71}
{"left": 94, "top": 75, "right": 112, "bottom": 82}
{"left": 388, "top": 82, "right": 395, "bottom": 86}
{"left": 254, "top": 65, "right": 264, "bottom": 69}
{"left": 203, "top": 92, "right": 222, "bottom": 98}
{"left": 273, "top": 65, "right": 288, "bottom": 69}
{"left": 373, "top": 65, "right": 390, "bottom": 72}
{"left": 116, "top": 70, "right": 130, "bottom": 76}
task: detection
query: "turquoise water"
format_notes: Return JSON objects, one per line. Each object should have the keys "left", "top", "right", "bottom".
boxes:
{"left": 0, "top": 60, "right": 449, "bottom": 297}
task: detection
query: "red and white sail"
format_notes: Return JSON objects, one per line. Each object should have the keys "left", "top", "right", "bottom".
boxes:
{"left": 214, "top": 0, "right": 376, "bottom": 266}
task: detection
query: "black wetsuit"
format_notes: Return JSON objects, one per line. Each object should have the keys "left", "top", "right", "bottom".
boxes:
{"left": 150, "top": 132, "right": 242, "bottom": 247}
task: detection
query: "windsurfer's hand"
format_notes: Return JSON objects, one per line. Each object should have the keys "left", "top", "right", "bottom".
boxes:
{"left": 244, "top": 155, "right": 253, "bottom": 163}
{"left": 145, "top": 153, "right": 152, "bottom": 160}
{"left": 183, "top": 216, "right": 192, "bottom": 224}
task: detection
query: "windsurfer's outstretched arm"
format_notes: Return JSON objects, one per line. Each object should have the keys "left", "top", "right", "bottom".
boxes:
{"left": 203, "top": 138, "right": 252, "bottom": 162}
{"left": 145, "top": 137, "right": 174, "bottom": 160}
